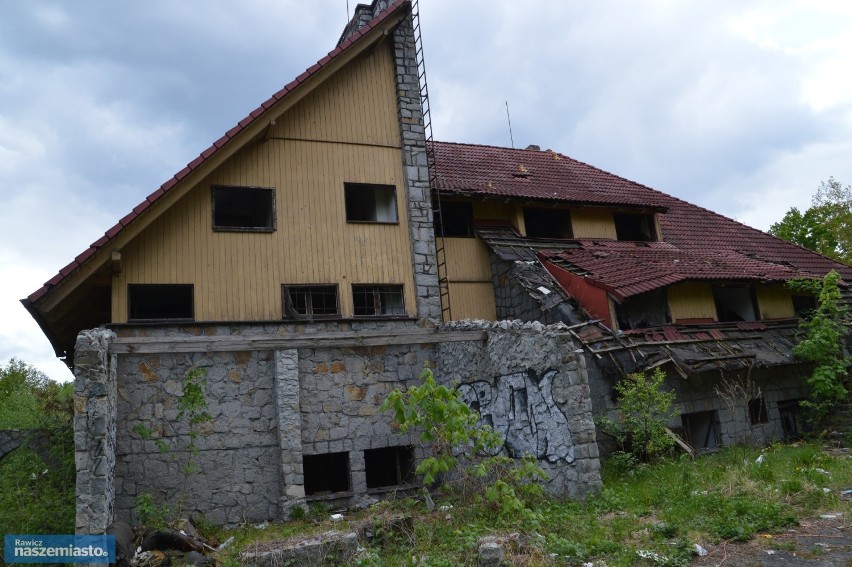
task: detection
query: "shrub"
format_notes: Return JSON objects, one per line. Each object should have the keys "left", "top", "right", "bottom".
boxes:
{"left": 597, "top": 368, "right": 678, "bottom": 462}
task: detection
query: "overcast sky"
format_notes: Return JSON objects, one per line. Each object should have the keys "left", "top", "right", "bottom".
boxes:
{"left": 2, "top": 0, "right": 852, "bottom": 381}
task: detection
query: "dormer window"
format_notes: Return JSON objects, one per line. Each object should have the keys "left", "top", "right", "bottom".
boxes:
{"left": 523, "top": 207, "right": 573, "bottom": 239}
{"left": 614, "top": 212, "right": 657, "bottom": 242}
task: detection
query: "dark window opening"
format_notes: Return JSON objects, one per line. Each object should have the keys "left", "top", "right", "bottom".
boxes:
{"left": 283, "top": 285, "right": 340, "bottom": 319}
{"left": 212, "top": 185, "right": 275, "bottom": 231}
{"left": 365, "top": 446, "right": 415, "bottom": 489}
{"left": 352, "top": 284, "right": 405, "bottom": 317}
{"left": 613, "top": 212, "right": 657, "bottom": 242}
{"left": 435, "top": 201, "right": 474, "bottom": 237}
{"left": 523, "top": 207, "right": 573, "bottom": 239}
{"left": 128, "top": 284, "right": 193, "bottom": 321}
{"left": 778, "top": 399, "right": 809, "bottom": 440}
{"left": 748, "top": 397, "right": 769, "bottom": 425}
{"left": 713, "top": 285, "right": 759, "bottom": 322}
{"left": 303, "top": 452, "right": 350, "bottom": 496}
{"left": 615, "top": 289, "right": 670, "bottom": 330}
{"left": 792, "top": 294, "right": 817, "bottom": 318}
{"left": 681, "top": 411, "right": 721, "bottom": 450}
{"left": 345, "top": 183, "right": 398, "bottom": 223}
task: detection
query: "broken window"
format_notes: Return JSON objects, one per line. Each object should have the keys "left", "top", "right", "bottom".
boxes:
{"left": 212, "top": 185, "right": 275, "bottom": 231}
{"left": 434, "top": 201, "right": 474, "bottom": 237}
{"left": 352, "top": 284, "right": 405, "bottom": 317}
{"left": 523, "top": 207, "right": 573, "bottom": 239}
{"left": 748, "top": 397, "right": 769, "bottom": 425}
{"left": 681, "top": 410, "right": 721, "bottom": 450}
{"left": 303, "top": 452, "right": 350, "bottom": 496}
{"left": 778, "top": 400, "right": 807, "bottom": 440}
{"left": 615, "top": 289, "right": 670, "bottom": 330}
{"left": 613, "top": 212, "right": 657, "bottom": 242}
{"left": 364, "top": 446, "right": 415, "bottom": 490}
{"left": 712, "top": 285, "right": 759, "bottom": 322}
{"left": 128, "top": 284, "right": 194, "bottom": 321}
{"left": 282, "top": 285, "right": 340, "bottom": 320}
{"left": 792, "top": 294, "right": 817, "bottom": 318}
{"left": 344, "top": 183, "right": 398, "bottom": 223}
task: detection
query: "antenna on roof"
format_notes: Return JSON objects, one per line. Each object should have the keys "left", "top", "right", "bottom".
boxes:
{"left": 346, "top": 0, "right": 350, "bottom": 20}
{"left": 505, "top": 101, "right": 515, "bottom": 149}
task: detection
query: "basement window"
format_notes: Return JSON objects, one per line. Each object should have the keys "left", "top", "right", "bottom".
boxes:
{"left": 345, "top": 183, "right": 398, "bottom": 223}
{"left": 523, "top": 207, "right": 573, "bottom": 239}
{"left": 613, "top": 212, "right": 657, "bottom": 242}
{"left": 282, "top": 285, "right": 340, "bottom": 320}
{"left": 128, "top": 284, "right": 194, "bottom": 321}
{"left": 713, "top": 285, "right": 759, "bottom": 322}
{"left": 365, "top": 446, "right": 415, "bottom": 490}
{"left": 303, "top": 452, "right": 350, "bottom": 496}
{"left": 435, "top": 201, "right": 474, "bottom": 237}
{"left": 352, "top": 284, "right": 405, "bottom": 317}
{"left": 748, "top": 397, "right": 769, "bottom": 425}
{"left": 212, "top": 185, "right": 275, "bottom": 231}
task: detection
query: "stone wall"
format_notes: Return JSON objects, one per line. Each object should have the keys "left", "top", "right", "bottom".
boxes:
{"left": 587, "top": 360, "right": 811, "bottom": 453}
{"left": 438, "top": 321, "right": 602, "bottom": 497}
{"left": 74, "top": 328, "right": 118, "bottom": 534}
{"left": 77, "top": 319, "right": 601, "bottom": 530}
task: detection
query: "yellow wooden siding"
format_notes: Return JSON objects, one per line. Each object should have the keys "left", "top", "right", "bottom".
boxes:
{"left": 444, "top": 238, "right": 492, "bottom": 282}
{"left": 112, "top": 41, "right": 414, "bottom": 323}
{"left": 273, "top": 45, "right": 399, "bottom": 147}
{"left": 448, "top": 282, "right": 497, "bottom": 320}
{"left": 756, "top": 285, "right": 795, "bottom": 319}
{"left": 571, "top": 209, "right": 617, "bottom": 239}
{"left": 667, "top": 283, "right": 717, "bottom": 322}
{"left": 443, "top": 237, "right": 495, "bottom": 321}
{"left": 473, "top": 202, "right": 515, "bottom": 223}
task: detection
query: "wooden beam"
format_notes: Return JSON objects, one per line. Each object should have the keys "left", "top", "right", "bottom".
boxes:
{"left": 109, "top": 329, "right": 487, "bottom": 354}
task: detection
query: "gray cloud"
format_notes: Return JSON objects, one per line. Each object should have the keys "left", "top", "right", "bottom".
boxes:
{"left": 3, "top": 0, "right": 852, "bottom": 379}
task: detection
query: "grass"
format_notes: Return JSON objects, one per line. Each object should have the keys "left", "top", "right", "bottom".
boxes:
{"left": 212, "top": 442, "right": 852, "bottom": 566}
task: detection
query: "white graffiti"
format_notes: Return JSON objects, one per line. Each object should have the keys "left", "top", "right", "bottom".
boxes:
{"left": 458, "top": 369, "right": 574, "bottom": 463}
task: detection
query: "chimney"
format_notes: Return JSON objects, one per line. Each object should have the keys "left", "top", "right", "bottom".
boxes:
{"left": 338, "top": 0, "right": 395, "bottom": 45}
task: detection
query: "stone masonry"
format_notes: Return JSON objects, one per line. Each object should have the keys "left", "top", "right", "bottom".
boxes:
{"left": 392, "top": 8, "right": 443, "bottom": 322}
{"left": 74, "top": 319, "right": 602, "bottom": 532}
{"left": 74, "top": 328, "right": 118, "bottom": 535}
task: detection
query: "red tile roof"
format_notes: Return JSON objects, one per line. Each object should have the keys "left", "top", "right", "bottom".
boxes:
{"left": 25, "top": 0, "right": 410, "bottom": 305}
{"left": 540, "top": 240, "right": 803, "bottom": 301}
{"left": 432, "top": 141, "right": 852, "bottom": 291}
{"left": 432, "top": 141, "right": 669, "bottom": 210}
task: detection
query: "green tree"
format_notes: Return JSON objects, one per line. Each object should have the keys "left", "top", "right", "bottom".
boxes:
{"left": 381, "top": 366, "right": 546, "bottom": 525}
{"left": 788, "top": 271, "right": 849, "bottom": 429}
{"left": 0, "top": 358, "right": 55, "bottom": 429}
{"left": 597, "top": 368, "right": 678, "bottom": 462}
{"left": 770, "top": 177, "right": 852, "bottom": 264}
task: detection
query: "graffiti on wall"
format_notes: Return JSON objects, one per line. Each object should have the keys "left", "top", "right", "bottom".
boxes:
{"left": 458, "top": 369, "right": 574, "bottom": 463}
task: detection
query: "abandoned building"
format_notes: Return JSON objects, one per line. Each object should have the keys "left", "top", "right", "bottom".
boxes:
{"left": 21, "top": 0, "right": 852, "bottom": 532}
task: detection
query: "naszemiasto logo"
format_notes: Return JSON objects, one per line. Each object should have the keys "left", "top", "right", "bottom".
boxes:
{"left": 4, "top": 534, "right": 115, "bottom": 564}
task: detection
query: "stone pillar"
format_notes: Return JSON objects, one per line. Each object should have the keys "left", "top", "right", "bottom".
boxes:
{"left": 275, "top": 350, "right": 305, "bottom": 517}
{"left": 73, "top": 328, "right": 117, "bottom": 534}
{"left": 392, "top": 12, "right": 442, "bottom": 322}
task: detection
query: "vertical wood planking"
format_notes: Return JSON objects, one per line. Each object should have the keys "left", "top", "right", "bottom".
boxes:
{"left": 111, "top": 40, "right": 415, "bottom": 322}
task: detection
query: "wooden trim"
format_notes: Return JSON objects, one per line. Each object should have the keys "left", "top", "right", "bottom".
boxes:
{"left": 109, "top": 329, "right": 487, "bottom": 354}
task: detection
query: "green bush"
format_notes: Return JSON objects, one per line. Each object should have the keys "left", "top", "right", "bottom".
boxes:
{"left": 597, "top": 368, "right": 678, "bottom": 462}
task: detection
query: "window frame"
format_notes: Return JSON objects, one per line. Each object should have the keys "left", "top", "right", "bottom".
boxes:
{"left": 351, "top": 284, "right": 406, "bottom": 318}
{"left": 211, "top": 185, "right": 276, "bottom": 232}
{"left": 613, "top": 212, "right": 658, "bottom": 242}
{"left": 522, "top": 206, "right": 574, "bottom": 239}
{"left": 282, "top": 284, "right": 341, "bottom": 320}
{"left": 344, "top": 182, "right": 399, "bottom": 224}
{"left": 127, "top": 284, "right": 195, "bottom": 322}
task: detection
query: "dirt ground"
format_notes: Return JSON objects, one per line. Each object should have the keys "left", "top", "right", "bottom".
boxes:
{"left": 694, "top": 512, "right": 852, "bottom": 566}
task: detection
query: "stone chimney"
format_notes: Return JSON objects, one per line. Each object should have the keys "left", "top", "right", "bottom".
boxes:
{"left": 338, "top": 0, "right": 396, "bottom": 45}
